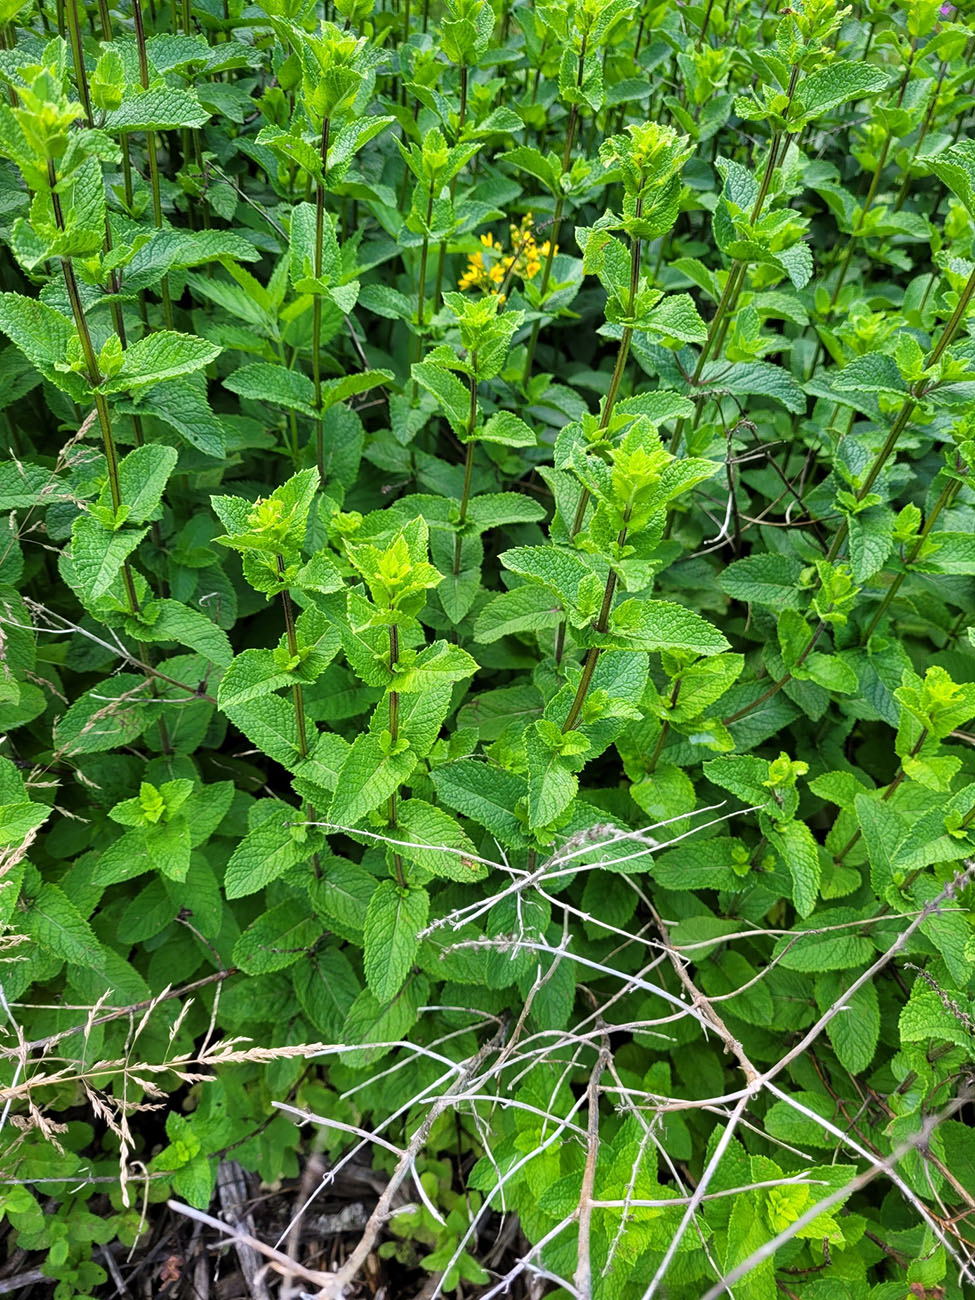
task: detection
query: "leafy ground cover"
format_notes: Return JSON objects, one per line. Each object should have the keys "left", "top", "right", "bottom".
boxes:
{"left": 3, "top": 0, "right": 975, "bottom": 1295}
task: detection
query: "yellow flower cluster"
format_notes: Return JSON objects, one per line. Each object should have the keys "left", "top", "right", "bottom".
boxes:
{"left": 458, "top": 214, "right": 556, "bottom": 300}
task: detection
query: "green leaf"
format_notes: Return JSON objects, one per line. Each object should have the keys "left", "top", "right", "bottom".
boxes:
{"left": 699, "top": 360, "right": 805, "bottom": 413}
{"left": 223, "top": 694, "right": 305, "bottom": 769}
{"left": 56, "top": 673, "right": 152, "bottom": 754}
{"left": 766, "top": 818, "right": 821, "bottom": 917}
{"left": 924, "top": 140, "right": 975, "bottom": 215}
{"left": 719, "top": 554, "right": 804, "bottom": 609}
{"left": 70, "top": 515, "right": 148, "bottom": 602}
{"left": 328, "top": 733, "right": 417, "bottom": 827}
{"left": 340, "top": 973, "right": 429, "bottom": 1067}
{"left": 526, "top": 723, "right": 579, "bottom": 829}
{"left": 224, "top": 802, "right": 304, "bottom": 898}
{"left": 23, "top": 882, "right": 106, "bottom": 969}
{"left": 479, "top": 411, "right": 538, "bottom": 447}
{"left": 474, "top": 585, "right": 563, "bottom": 644}
{"left": 103, "top": 332, "right": 221, "bottom": 393}
{"left": 0, "top": 800, "right": 50, "bottom": 849}
{"left": 321, "top": 369, "right": 394, "bottom": 410}
{"left": 465, "top": 493, "right": 546, "bottom": 530}
{"left": 0, "top": 294, "right": 75, "bottom": 389}
{"left": 773, "top": 907, "right": 874, "bottom": 971}
{"left": 411, "top": 361, "right": 471, "bottom": 436}
{"left": 224, "top": 362, "right": 316, "bottom": 416}
{"left": 233, "top": 899, "right": 321, "bottom": 974}
{"left": 104, "top": 85, "right": 210, "bottom": 130}
{"left": 363, "top": 880, "right": 429, "bottom": 1002}
{"left": 432, "top": 760, "right": 528, "bottom": 848}
{"left": 793, "top": 62, "right": 892, "bottom": 122}
{"left": 117, "top": 445, "right": 179, "bottom": 523}
{"left": 137, "top": 599, "right": 233, "bottom": 667}
{"left": 816, "top": 971, "right": 880, "bottom": 1075}
{"left": 396, "top": 799, "right": 488, "bottom": 881}
{"left": 603, "top": 598, "right": 730, "bottom": 655}
{"left": 392, "top": 642, "right": 478, "bottom": 692}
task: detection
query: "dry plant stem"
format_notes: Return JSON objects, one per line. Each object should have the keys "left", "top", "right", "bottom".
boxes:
{"left": 311, "top": 1031, "right": 503, "bottom": 1300}
{"left": 698, "top": 1092, "right": 974, "bottom": 1300}
{"left": 312, "top": 117, "right": 331, "bottom": 482}
{"left": 573, "top": 1047, "right": 611, "bottom": 1299}
{"left": 10, "top": 967, "right": 238, "bottom": 1058}
{"left": 649, "top": 902, "right": 758, "bottom": 1083}
{"left": 166, "top": 1201, "right": 334, "bottom": 1290}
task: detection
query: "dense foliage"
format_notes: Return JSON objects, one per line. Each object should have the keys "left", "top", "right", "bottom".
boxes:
{"left": 4, "top": 0, "right": 975, "bottom": 1294}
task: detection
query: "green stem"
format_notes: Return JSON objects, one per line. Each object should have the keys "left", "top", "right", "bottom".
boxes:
{"left": 453, "top": 361, "right": 478, "bottom": 576}
{"left": 432, "top": 65, "right": 468, "bottom": 315}
{"left": 562, "top": 510, "right": 630, "bottom": 733}
{"left": 388, "top": 623, "right": 406, "bottom": 889}
{"left": 825, "top": 263, "right": 975, "bottom": 566}
{"left": 133, "top": 0, "right": 174, "bottom": 329}
{"left": 521, "top": 41, "right": 585, "bottom": 385}
{"left": 312, "top": 116, "right": 331, "bottom": 482}
{"left": 863, "top": 471, "right": 962, "bottom": 639}
{"left": 411, "top": 185, "right": 435, "bottom": 393}
{"left": 646, "top": 678, "right": 682, "bottom": 775}
{"left": 278, "top": 561, "right": 309, "bottom": 760}
{"left": 65, "top": 0, "right": 93, "bottom": 124}
{"left": 834, "top": 731, "right": 928, "bottom": 864}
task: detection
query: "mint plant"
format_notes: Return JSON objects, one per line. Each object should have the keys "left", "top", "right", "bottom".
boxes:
{"left": 3, "top": 0, "right": 975, "bottom": 1296}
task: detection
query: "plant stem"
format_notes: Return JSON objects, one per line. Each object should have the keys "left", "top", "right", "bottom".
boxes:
{"left": 65, "top": 0, "right": 93, "bottom": 124}
{"left": 646, "top": 678, "right": 682, "bottom": 775}
{"left": 133, "top": 0, "right": 174, "bottom": 329}
{"left": 825, "top": 263, "right": 975, "bottom": 565}
{"left": 278, "top": 564, "right": 309, "bottom": 760}
{"left": 521, "top": 39, "right": 586, "bottom": 385}
{"left": 432, "top": 65, "right": 468, "bottom": 315}
{"left": 833, "top": 732, "right": 927, "bottom": 864}
{"left": 669, "top": 65, "right": 798, "bottom": 456}
{"left": 412, "top": 184, "right": 435, "bottom": 390}
{"left": 863, "top": 471, "right": 962, "bottom": 639}
{"left": 312, "top": 116, "right": 331, "bottom": 482}
{"left": 561, "top": 509, "right": 630, "bottom": 733}
{"left": 453, "top": 361, "right": 478, "bottom": 576}
{"left": 388, "top": 623, "right": 406, "bottom": 888}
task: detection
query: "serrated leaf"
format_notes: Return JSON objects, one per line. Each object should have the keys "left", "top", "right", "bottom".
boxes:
{"left": 328, "top": 733, "right": 417, "bottom": 827}
{"left": 70, "top": 515, "right": 148, "bottom": 602}
{"left": 719, "top": 554, "right": 804, "bottom": 609}
{"left": 233, "top": 899, "right": 321, "bottom": 974}
{"left": 104, "top": 85, "right": 210, "bottom": 131}
{"left": 364, "top": 880, "right": 429, "bottom": 1002}
{"left": 24, "top": 882, "right": 106, "bottom": 968}
{"left": 224, "top": 803, "right": 303, "bottom": 898}
{"left": 396, "top": 799, "right": 488, "bottom": 881}
{"left": 432, "top": 760, "right": 527, "bottom": 848}
{"left": 793, "top": 62, "right": 892, "bottom": 122}
{"left": 103, "top": 332, "right": 221, "bottom": 394}
{"left": 766, "top": 818, "right": 821, "bottom": 917}
{"left": 604, "top": 598, "right": 729, "bottom": 655}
